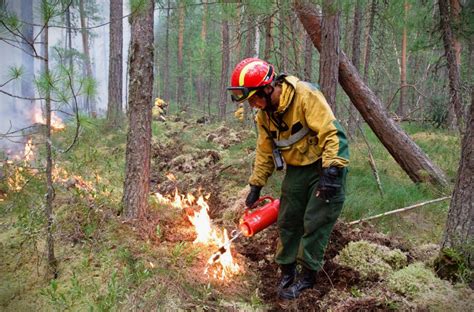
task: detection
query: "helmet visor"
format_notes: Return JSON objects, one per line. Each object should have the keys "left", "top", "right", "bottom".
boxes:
{"left": 227, "top": 86, "right": 258, "bottom": 103}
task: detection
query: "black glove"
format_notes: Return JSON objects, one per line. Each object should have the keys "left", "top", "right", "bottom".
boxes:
{"left": 316, "top": 167, "right": 343, "bottom": 200}
{"left": 245, "top": 185, "right": 262, "bottom": 208}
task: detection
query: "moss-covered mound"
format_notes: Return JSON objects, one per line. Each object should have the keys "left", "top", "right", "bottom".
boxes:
{"left": 335, "top": 240, "right": 407, "bottom": 279}
{"left": 388, "top": 262, "right": 474, "bottom": 311}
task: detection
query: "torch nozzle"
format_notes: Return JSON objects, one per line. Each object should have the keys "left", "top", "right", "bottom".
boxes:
{"left": 207, "top": 230, "right": 242, "bottom": 265}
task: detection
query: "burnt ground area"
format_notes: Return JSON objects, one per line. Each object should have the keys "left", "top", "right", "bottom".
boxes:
{"left": 236, "top": 222, "right": 406, "bottom": 311}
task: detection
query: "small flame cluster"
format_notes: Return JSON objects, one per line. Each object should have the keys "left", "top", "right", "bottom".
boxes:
{"left": 154, "top": 186, "right": 241, "bottom": 280}
{"left": 32, "top": 109, "right": 65, "bottom": 131}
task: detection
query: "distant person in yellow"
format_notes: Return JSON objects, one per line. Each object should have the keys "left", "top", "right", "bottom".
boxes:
{"left": 153, "top": 97, "right": 168, "bottom": 122}
{"left": 234, "top": 103, "right": 245, "bottom": 122}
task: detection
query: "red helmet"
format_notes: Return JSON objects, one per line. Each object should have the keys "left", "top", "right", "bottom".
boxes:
{"left": 227, "top": 58, "right": 275, "bottom": 103}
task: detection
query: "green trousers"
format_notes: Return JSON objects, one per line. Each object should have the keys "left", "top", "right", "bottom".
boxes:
{"left": 275, "top": 160, "right": 347, "bottom": 271}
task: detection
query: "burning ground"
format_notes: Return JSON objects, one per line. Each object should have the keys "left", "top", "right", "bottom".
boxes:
{"left": 1, "top": 117, "right": 472, "bottom": 310}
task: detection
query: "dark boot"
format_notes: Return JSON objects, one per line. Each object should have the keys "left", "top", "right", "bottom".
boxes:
{"left": 278, "top": 263, "right": 296, "bottom": 290}
{"left": 279, "top": 267, "right": 315, "bottom": 300}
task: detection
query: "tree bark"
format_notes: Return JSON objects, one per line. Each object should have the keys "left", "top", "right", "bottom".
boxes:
{"left": 264, "top": 14, "right": 273, "bottom": 60}
{"left": 176, "top": 2, "right": 185, "bottom": 109}
{"left": 294, "top": 0, "right": 448, "bottom": 187}
{"left": 196, "top": 1, "right": 207, "bottom": 111}
{"left": 79, "top": 0, "right": 96, "bottom": 117}
{"left": 439, "top": 0, "right": 464, "bottom": 131}
{"left": 319, "top": 0, "right": 339, "bottom": 114}
{"left": 122, "top": 0, "right": 154, "bottom": 220}
{"left": 219, "top": 20, "right": 230, "bottom": 120}
{"left": 449, "top": 0, "right": 462, "bottom": 66}
{"left": 442, "top": 94, "right": 473, "bottom": 268}
{"left": 363, "top": 0, "right": 377, "bottom": 83}
{"left": 43, "top": 22, "right": 57, "bottom": 279}
{"left": 163, "top": 0, "right": 170, "bottom": 105}
{"left": 107, "top": 0, "right": 123, "bottom": 128}
{"left": 348, "top": 0, "right": 363, "bottom": 136}
{"left": 303, "top": 34, "right": 313, "bottom": 81}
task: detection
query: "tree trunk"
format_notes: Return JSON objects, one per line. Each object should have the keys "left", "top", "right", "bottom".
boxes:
{"left": 398, "top": 1, "right": 408, "bottom": 117}
{"left": 449, "top": 0, "right": 462, "bottom": 66}
{"left": 348, "top": 0, "right": 363, "bottom": 136}
{"left": 278, "top": 1, "right": 287, "bottom": 72}
{"left": 441, "top": 94, "right": 473, "bottom": 268}
{"left": 439, "top": 0, "right": 464, "bottom": 131}
{"left": 363, "top": 0, "right": 376, "bottom": 83}
{"left": 219, "top": 20, "right": 230, "bottom": 120}
{"left": 122, "top": 0, "right": 154, "bottom": 220}
{"left": 264, "top": 14, "right": 273, "bottom": 60}
{"left": 20, "top": 0, "right": 34, "bottom": 105}
{"left": 176, "top": 2, "right": 185, "bottom": 109}
{"left": 79, "top": 0, "right": 96, "bottom": 117}
{"left": 319, "top": 0, "right": 339, "bottom": 114}
{"left": 43, "top": 22, "right": 57, "bottom": 279}
{"left": 163, "top": 0, "right": 170, "bottom": 106}
{"left": 245, "top": 8, "right": 256, "bottom": 57}
{"left": 303, "top": 34, "right": 313, "bottom": 81}
{"left": 196, "top": 1, "right": 207, "bottom": 111}
{"left": 294, "top": 0, "right": 448, "bottom": 187}
{"left": 107, "top": 0, "right": 123, "bottom": 128}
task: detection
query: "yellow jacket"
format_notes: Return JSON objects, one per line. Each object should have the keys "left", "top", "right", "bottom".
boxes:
{"left": 249, "top": 75, "right": 349, "bottom": 187}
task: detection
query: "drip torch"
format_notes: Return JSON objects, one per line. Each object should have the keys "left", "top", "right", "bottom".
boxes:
{"left": 208, "top": 196, "right": 280, "bottom": 264}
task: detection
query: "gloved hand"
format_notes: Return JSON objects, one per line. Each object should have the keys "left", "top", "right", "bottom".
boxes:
{"left": 245, "top": 185, "right": 262, "bottom": 208}
{"left": 316, "top": 166, "right": 343, "bottom": 200}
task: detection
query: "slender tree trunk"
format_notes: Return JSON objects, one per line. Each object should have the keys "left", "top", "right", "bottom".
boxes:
{"left": 363, "top": 0, "right": 376, "bottom": 83}
{"left": 219, "top": 20, "right": 230, "bottom": 120}
{"left": 348, "top": 0, "right": 363, "bottom": 136}
{"left": 442, "top": 95, "right": 473, "bottom": 268}
{"left": 319, "top": 0, "right": 339, "bottom": 114}
{"left": 43, "top": 22, "right": 57, "bottom": 279}
{"left": 264, "top": 14, "right": 273, "bottom": 60}
{"left": 278, "top": 1, "right": 287, "bottom": 72}
{"left": 398, "top": 1, "right": 409, "bottom": 117}
{"left": 163, "top": 0, "right": 170, "bottom": 106}
{"left": 176, "top": 2, "right": 185, "bottom": 109}
{"left": 245, "top": 8, "right": 256, "bottom": 57}
{"left": 439, "top": 0, "right": 464, "bottom": 131}
{"left": 122, "top": 0, "right": 154, "bottom": 220}
{"left": 449, "top": 0, "right": 462, "bottom": 66}
{"left": 21, "top": 0, "right": 34, "bottom": 105}
{"left": 196, "top": 1, "right": 207, "bottom": 110}
{"left": 107, "top": 0, "right": 123, "bottom": 128}
{"left": 304, "top": 34, "right": 313, "bottom": 81}
{"left": 295, "top": 0, "right": 448, "bottom": 187}
{"left": 79, "top": 0, "right": 96, "bottom": 117}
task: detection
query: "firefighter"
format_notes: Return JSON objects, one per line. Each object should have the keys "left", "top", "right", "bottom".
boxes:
{"left": 153, "top": 97, "right": 168, "bottom": 121}
{"left": 234, "top": 103, "right": 245, "bottom": 122}
{"left": 227, "top": 58, "right": 349, "bottom": 300}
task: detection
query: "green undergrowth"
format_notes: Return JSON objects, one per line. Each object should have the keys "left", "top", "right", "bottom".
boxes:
{"left": 0, "top": 115, "right": 465, "bottom": 310}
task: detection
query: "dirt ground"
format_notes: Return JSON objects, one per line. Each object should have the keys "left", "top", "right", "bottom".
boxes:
{"left": 236, "top": 222, "right": 407, "bottom": 311}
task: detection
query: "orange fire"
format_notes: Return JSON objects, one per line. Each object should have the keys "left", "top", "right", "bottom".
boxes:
{"left": 32, "top": 108, "right": 65, "bottom": 131}
{"left": 154, "top": 188, "right": 241, "bottom": 280}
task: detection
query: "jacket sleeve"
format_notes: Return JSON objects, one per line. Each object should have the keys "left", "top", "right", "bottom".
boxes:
{"left": 303, "top": 89, "right": 349, "bottom": 168}
{"left": 248, "top": 112, "right": 275, "bottom": 187}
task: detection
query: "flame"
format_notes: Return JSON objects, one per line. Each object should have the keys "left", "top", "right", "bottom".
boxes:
{"left": 23, "top": 138, "right": 35, "bottom": 163}
{"left": 154, "top": 189, "right": 241, "bottom": 280}
{"left": 32, "top": 108, "right": 65, "bottom": 131}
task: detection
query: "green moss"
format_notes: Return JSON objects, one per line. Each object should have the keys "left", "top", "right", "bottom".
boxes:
{"left": 387, "top": 263, "right": 474, "bottom": 311}
{"left": 335, "top": 240, "right": 407, "bottom": 279}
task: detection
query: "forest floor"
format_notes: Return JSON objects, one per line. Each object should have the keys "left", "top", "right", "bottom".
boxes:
{"left": 0, "top": 114, "right": 473, "bottom": 311}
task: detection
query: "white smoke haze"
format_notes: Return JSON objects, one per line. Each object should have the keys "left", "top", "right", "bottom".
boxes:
{"left": 0, "top": 0, "right": 132, "bottom": 158}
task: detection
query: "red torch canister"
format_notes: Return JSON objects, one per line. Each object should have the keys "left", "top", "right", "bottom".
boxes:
{"left": 239, "top": 196, "right": 280, "bottom": 237}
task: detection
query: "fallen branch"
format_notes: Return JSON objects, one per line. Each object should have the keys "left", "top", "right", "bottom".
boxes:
{"left": 349, "top": 196, "right": 451, "bottom": 225}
